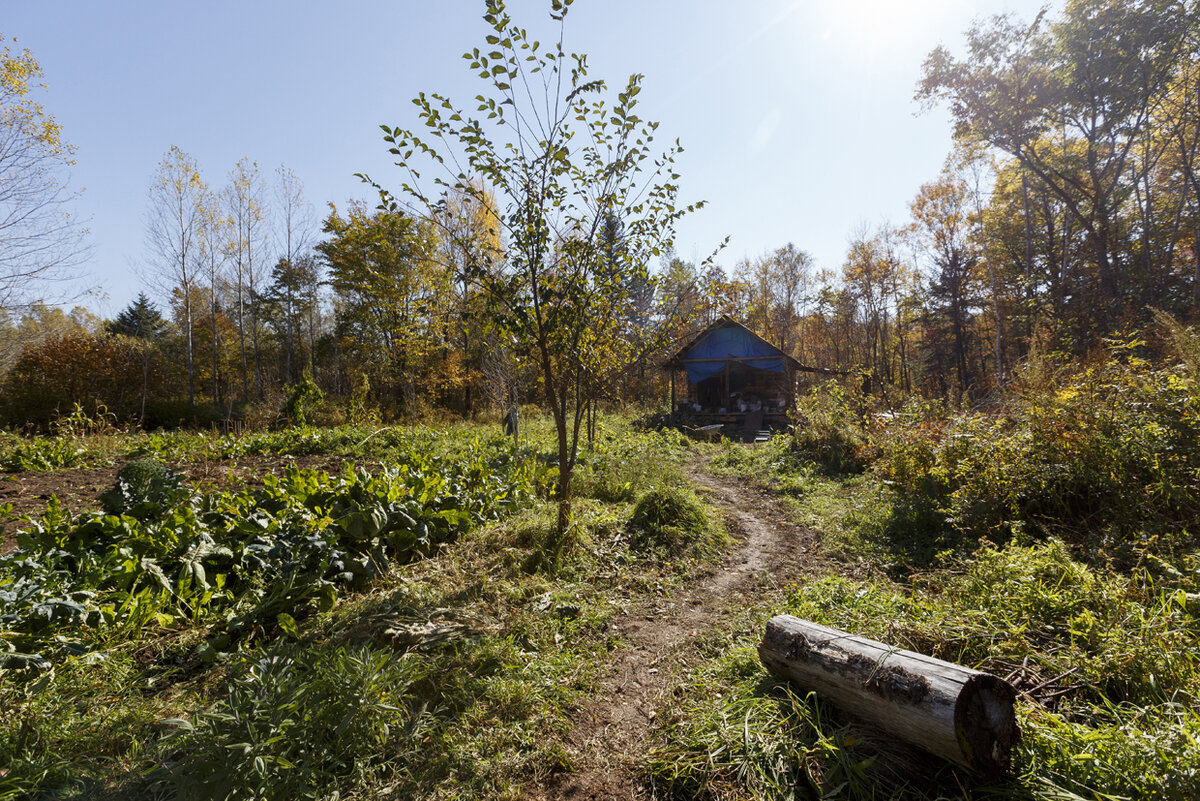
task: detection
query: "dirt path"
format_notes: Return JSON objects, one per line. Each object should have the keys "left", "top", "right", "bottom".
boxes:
{"left": 549, "top": 460, "right": 829, "bottom": 800}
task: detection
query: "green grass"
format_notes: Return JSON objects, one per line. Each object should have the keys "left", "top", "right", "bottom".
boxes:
{"left": 629, "top": 486, "right": 729, "bottom": 559}
{"left": 647, "top": 410, "right": 1200, "bottom": 800}
{"left": 645, "top": 545, "right": 1200, "bottom": 799}
{"left": 18, "top": 398, "right": 1195, "bottom": 800}
{"left": 162, "top": 641, "right": 433, "bottom": 800}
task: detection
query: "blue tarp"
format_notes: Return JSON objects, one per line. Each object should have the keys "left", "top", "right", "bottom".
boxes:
{"left": 680, "top": 326, "right": 785, "bottom": 383}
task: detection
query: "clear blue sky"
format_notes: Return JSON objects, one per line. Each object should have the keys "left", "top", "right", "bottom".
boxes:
{"left": 7, "top": 0, "right": 1048, "bottom": 317}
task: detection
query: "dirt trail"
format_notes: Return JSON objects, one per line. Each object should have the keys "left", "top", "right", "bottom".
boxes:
{"left": 548, "top": 461, "right": 828, "bottom": 800}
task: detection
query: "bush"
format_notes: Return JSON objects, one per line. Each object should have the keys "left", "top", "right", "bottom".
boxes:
{"left": 283, "top": 370, "right": 324, "bottom": 428}
{"left": 790, "top": 381, "right": 872, "bottom": 474}
{"left": 786, "top": 540, "right": 1200, "bottom": 708}
{"left": 629, "top": 487, "right": 723, "bottom": 556}
{"left": 872, "top": 347, "right": 1200, "bottom": 564}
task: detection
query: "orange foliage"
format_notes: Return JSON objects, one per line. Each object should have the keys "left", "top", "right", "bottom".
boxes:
{"left": 1, "top": 331, "right": 156, "bottom": 426}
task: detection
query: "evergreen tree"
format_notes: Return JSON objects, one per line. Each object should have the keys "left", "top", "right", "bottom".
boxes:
{"left": 108, "top": 293, "right": 167, "bottom": 340}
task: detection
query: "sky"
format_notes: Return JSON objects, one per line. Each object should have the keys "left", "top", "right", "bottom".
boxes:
{"left": 6, "top": 0, "right": 1051, "bottom": 318}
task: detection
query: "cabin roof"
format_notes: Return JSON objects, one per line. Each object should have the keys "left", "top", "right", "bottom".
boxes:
{"left": 664, "top": 316, "right": 846, "bottom": 381}
{"left": 664, "top": 316, "right": 800, "bottom": 370}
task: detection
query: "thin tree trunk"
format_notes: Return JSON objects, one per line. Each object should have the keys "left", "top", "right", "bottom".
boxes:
{"left": 237, "top": 268, "right": 248, "bottom": 402}
{"left": 185, "top": 292, "right": 195, "bottom": 408}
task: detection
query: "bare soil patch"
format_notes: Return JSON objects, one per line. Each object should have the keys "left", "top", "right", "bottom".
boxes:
{"left": 546, "top": 459, "right": 830, "bottom": 800}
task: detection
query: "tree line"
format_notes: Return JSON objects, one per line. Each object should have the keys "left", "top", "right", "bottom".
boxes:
{"left": 671, "top": 0, "right": 1200, "bottom": 403}
{"left": 3, "top": 0, "right": 1199, "bottom": 429}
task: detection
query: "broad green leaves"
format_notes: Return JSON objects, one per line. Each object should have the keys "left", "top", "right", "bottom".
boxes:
{"left": 0, "top": 443, "right": 540, "bottom": 670}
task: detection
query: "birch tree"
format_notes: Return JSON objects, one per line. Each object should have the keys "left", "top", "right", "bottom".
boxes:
{"left": 0, "top": 32, "right": 88, "bottom": 312}
{"left": 198, "top": 191, "right": 228, "bottom": 405}
{"left": 146, "top": 146, "right": 204, "bottom": 407}
{"left": 274, "top": 165, "right": 315, "bottom": 383}
{"left": 223, "top": 158, "right": 268, "bottom": 401}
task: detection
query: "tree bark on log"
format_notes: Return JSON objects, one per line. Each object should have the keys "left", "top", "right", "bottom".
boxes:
{"left": 758, "top": 615, "right": 1018, "bottom": 777}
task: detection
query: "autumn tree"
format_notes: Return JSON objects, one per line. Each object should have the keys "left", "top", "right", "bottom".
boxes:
{"left": 910, "top": 170, "right": 983, "bottom": 395}
{"left": 436, "top": 183, "right": 502, "bottom": 415}
{"left": 1, "top": 328, "right": 149, "bottom": 427}
{"left": 197, "top": 191, "right": 228, "bottom": 405}
{"left": 370, "top": 0, "right": 708, "bottom": 535}
{"left": 1155, "top": 57, "right": 1200, "bottom": 308}
{"left": 657, "top": 253, "right": 704, "bottom": 337}
{"left": 107, "top": 293, "right": 166, "bottom": 421}
{"left": 739, "top": 243, "right": 811, "bottom": 357}
{"left": 274, "top": 165, "right": 315, "bottom": 384}
{"left": 317, "top": 203, "right": 444, "bottom": 412}
{"left": 840, "top": 225, "right": 916, "bottom": 393}
{"left": 918, "top": 0, "right": 1197, "bottom": 319}
{"left": 224, "top": 157, "right": 268, "bottom": 401}
{"left": 145, "top": 146, "right": 204, "bottom": 407}
{"left": 264, "top": 253, "right": 320, "bottom": 386}
{"left": 0, "top": 32, "right": 88, "bottom": 312}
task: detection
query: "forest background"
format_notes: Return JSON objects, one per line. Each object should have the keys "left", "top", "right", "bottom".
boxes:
{"left": 1, "top": 0, "right": 1199, "bottom": 430}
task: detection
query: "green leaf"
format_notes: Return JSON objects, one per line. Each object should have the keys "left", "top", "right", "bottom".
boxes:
{"left": 277, "top": 612, "right": 299, "bottom": 639}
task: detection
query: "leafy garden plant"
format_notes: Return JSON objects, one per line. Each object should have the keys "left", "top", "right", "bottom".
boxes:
{"left": 0, "top": 444, "right": 540, "bottom": 670}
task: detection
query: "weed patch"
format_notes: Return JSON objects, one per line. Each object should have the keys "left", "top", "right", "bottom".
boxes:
{"left": 162, "top": 642, "right": 432, "bottom": 801}
{"left": 630, "top": 486, "right": 726, "bottom": 559}
{"left": 875, "top": 354, "right": 1200, "bottom": 565}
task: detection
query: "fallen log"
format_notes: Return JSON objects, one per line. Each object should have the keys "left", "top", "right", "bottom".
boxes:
{"left": 758, "top": 615, "right": 1018, "bottom": 777}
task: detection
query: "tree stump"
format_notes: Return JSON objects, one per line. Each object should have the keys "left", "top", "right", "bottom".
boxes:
{"left": 758, "top": 615, "right": 1018, "bottom": 776}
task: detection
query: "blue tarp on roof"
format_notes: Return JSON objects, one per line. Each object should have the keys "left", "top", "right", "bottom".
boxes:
{"left": 681, "top": 326, "right": 785, "bottom": 383}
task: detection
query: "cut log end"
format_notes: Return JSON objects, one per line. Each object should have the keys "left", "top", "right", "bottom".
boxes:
{"left": 956, "top": 673, "right": 1018, "bottom": 776}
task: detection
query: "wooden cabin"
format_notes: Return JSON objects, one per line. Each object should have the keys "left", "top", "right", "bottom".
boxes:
{"left": 664, "top": 317, "right": 801, "bottom": 438}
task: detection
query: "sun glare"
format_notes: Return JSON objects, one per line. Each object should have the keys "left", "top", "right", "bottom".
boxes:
{"left": 812, "top": 0, "right": 959, "bottom": 57}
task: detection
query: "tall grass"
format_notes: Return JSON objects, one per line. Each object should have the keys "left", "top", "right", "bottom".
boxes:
{"left": 163, "top": 643, "right": 433, "bottom": 801}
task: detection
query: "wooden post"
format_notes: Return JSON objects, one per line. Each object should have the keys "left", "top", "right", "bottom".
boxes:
{"left": 670, "top": 368, "right": 676, "bottom": 413}
{"left": 723, "top": 361, "right": 731, "bottom": 410}
{"left": 758, "top": 616, "right": 1017, "bottom": 777}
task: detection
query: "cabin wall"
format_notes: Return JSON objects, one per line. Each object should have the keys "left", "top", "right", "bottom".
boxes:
{"left": 685, "top": 363, "right": 790, "bottom": 413}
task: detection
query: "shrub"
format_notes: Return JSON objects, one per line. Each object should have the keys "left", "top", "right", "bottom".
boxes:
{"left": 873, "top": 348, "right": 1200, "bottom": 564}
{"left": 790, "top": 381, "right": 872, "bottom": 474}
{"left": 283, "top": 370, "right": 324, "bottom": 428}
{"left": 784, "top": 540, "right": 1200, "bottom": 709}
{"left": 629, "top": 487, "right": 723, "bottom": 556}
